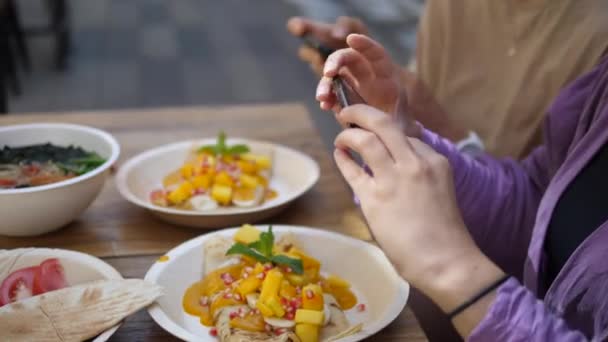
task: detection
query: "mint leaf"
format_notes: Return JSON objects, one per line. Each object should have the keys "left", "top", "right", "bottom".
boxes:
{"left": 217, "top": 131, "right": 227, "bottom": 155}
{"left": 226, "top": 144, "right": 250, "bottom": 155}
{"left": 226, "top": 243, "right": 270, "bottom": 263}
{"left": 248, "top": 226, "right": 274, "bottom": 258}
{"left": 271, "top": 255, "right": 304, "bottom": 275}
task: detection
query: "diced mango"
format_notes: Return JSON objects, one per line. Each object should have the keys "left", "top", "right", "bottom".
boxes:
{"left": 257, "top": 175, "right": 269, "bottom": 187}
{"left": 304, "top": 267, "right": 320, "bottom": 283}
{"left": 260, "top": 269, "right": 283, "bottom": 302}
{"left": 252, "top": 262, "right": 265, "bottom": 275}
{"left": 286, "top": 274, "right": 309, "bottom": 287}
{"left": 191, "top": 174, "right": 212, "bottom": 190}
{"left": 168, "top": 181, "right": 194, "bottom": 204}
{"left": 234, "top": 224, "right": 261, "bottom": 244}
{"left": 326, "top": 274, "right": 351, "bottom": 289}
{"left": 280, "top": 280, "right": 298, "bottom": 299}
{"left": 211, "top": 184, "right": 232, "bottom": 205}
{"left": 267, "top": 295, "right": 285, "bottom": 318}
{"left": 230, "top": 312, "right": 266, "bottom": 332}
{"left": 323, "top": 285, "right": 357, "bottom": 310}
{"left": 242, "top": 153, "right": 272, "bottom": 170}
{"left": 236, "top": 276, "right": 262, "bottom": 297}
{"left": 256, "top": 299, "right": 274, "bottom": 317}
{"left": 200, "top": 264, "right": 242, "bottom": 296}
{"left": 181, "top": 163, "right": 195, "bottom": 178}
{"left": 295, "top": 323, "right": 320, "bottom": 342}
{"left": 239, "top": 173, "right": 259, "bottom": 188}
{"left": 237, "top": 160, "right": 257, "bottom": 174}
{"left": 214, "top": 171, "right": 235, "bottom": 187}
{"left": 295, "top": 309, "right": 324, "bottom": 325}
{"left": 301, "top": 284, "right": 324, "bottom": 311}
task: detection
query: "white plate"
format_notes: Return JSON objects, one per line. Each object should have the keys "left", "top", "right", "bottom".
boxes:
{"left": 0, "top": 248, "right": 123, "bottom": 341}
{"left": 144, "top": 225, "right": 409, "bottom": 341}
{"left": 116, "top": 138, "right": 320, "bottom": 229}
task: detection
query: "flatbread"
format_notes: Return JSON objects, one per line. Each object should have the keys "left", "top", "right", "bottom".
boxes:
{"left": 0, "top": 248, "right": 35, "bottom": 282}
{"left": 0, "top": 279, "right": 162, "bottom": 342}
{"left": 203, "top": 236, "right": 235, "bottom": 275}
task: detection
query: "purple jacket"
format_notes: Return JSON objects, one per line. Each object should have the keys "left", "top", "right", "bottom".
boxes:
{"left": 421, "top": 56, "right": 608, "bottom": 341}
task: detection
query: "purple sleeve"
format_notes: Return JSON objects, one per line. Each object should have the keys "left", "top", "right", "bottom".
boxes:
{"left": 469, "top": 278, "right": 587, "bottom": 341}
{"left": 420, "top": 130, "right": 550, "bottom": 278}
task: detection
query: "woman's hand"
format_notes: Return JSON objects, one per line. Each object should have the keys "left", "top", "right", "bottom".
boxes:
{"left": 287, "top": 16, "right": 368, "bottom": 76}
{"left": 317, "top": 34, "right": 468, "bottom": 141}
{"left": 334, "top": 104, "right": 504, "bottom": 336}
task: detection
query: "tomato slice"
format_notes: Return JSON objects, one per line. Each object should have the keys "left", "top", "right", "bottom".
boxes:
{"left": 33, "top": 258, "right": 67, "bottom": 295}
{"left": 0, "top": 179, "right": 17, "bottom": 188}
{"left": 0, "top": 266, "right": 38, "bottom": 306}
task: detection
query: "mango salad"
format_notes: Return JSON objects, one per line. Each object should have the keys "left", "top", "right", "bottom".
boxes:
{"left": 150, "top": 132, "right": 277, "bottom": 211}
{"left": 183, "top": 225, "right": 363, "bottom": 342}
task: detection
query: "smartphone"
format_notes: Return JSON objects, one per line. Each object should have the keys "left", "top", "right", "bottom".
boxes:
{"left": 332, "top": 77, "right": 366, "bottom": 128}
{"left": 301, "top": 34, "right": 335, "bottom": 60}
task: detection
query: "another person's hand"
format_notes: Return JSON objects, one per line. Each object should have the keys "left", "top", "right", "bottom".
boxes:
{"left": 333, "top": 104, "right": 503, "bottom": 336}
{"left": 287, "top": 16, "right": 368, "bottom": 76}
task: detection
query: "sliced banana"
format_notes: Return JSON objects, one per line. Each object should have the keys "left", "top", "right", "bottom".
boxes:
{"left": 323, "top": 293, "right": 338, "bottom": 307}
{"left": 189, "top": 195, "right": 219, "bottom": 211}
{"left": 246, "top": 293, "right": 259, "bottom": 309}
{"left": 232, "top": 186, "right": 264, "bottom": 208}
{"left": 264, "top": 317, "right": 296, "bottom": 329}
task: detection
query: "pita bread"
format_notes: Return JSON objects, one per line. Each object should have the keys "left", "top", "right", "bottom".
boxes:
{"left": 0, "top": 279, "right": 162, "bottom": 342}
{"left": 0, "top": 248, "right": 35, "bottom": 282}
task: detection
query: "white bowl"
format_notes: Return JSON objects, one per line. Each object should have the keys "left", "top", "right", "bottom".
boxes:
{"left": 0, "top": 248, "right": 123, "bottom": 341}
{"left": 116, "top": 138, "right": 320, "bottom": 229}
{"left": 0, "top": 123, "right": 120, "bottom": 236}
{"left": 144, "top": 225, "right": 409, "bottom": 342}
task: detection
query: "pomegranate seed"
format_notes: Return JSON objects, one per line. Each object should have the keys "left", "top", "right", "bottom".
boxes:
{"left": 242, "top": 272, "right": 249, "bottom": 278}
{"left": 234, "top": 293, "right": 242, "bottom": 301}
{"left": 285, "top": 267, "right": 292, "bottom": 273}
{"left": 229, "top": 311, "right": 238, "bottom": 319}
{"left": 286, "top": 312, "right": 295, "bottom": 320}
{"left": 239, "top": 311, "right": 246, "bottom": 318}
{"left": 210, "top": 327, "right": 218, "bottom": 336}
{"left": 253, "top": 309, "right": 260, "bottom": 315}
{"left": 286, "top": 306, "right": 294, "bottom": 313}
{"left": 295, "top": 287, "right": 302, "bottom": 294}
{"left": 256, "top": 273, "right": 265, "bottom": 280}
{"left": 244, "top": 266, "right": 253, "bottom": 273}
{"left": 224, "top": 292, "right": 233, "bottom": 299}
{"left": 357, "top": 303, "right": 366, "bottom": 312}
{"left": 264, "top": 264, "right": 273, "bottom": 271}
{"left": 280, "top": 297, "right": 288, "bottom": 305}
{"left": 275, "top": 328, "right": 285, "bottom": 335}
{"left": 199, "top": 296, "right": 209, "bottom": 306}
{"left": 305, "top": 290, "right": 314, "bottom": 299}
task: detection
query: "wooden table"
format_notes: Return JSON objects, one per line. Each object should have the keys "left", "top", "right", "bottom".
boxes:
{"left": 0, "top": 104, "right": 427, "bottom": 341}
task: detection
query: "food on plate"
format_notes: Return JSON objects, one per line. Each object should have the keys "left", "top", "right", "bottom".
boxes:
{"left": 150, "top": 132, "right": 278, "bottom": 211}
{"left": 0, "top": 279, "right": 162, "bottom": 341}
{"left": 0, "top": 257, "right": 67, "bottom": 306}
{"left": 0, "top": 143, "right": 106, "bottom": 189}
{"left": 182, "top": 225, "right": 364, "bottom": 341}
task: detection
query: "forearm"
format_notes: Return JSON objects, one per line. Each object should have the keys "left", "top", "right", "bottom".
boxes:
{"left": 419, "top": 128, "right": 544, "bottom": 277}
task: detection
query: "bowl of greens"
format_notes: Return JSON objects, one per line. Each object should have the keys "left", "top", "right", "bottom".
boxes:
{"left": 0, "top": 123, "right": 120, "bottom": 236}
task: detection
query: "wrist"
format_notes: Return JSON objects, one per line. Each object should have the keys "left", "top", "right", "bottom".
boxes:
{"left": 417, "top": 248, "right": 504, "bottom": 314}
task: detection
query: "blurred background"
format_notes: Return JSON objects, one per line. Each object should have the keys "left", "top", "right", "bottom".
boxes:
{"left": 0, "top": 0, "right": 423, "bottom": 148}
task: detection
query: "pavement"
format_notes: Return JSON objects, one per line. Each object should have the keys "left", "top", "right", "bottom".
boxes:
{"left": 7, "top": 0, "right": 422, "bottom": 150}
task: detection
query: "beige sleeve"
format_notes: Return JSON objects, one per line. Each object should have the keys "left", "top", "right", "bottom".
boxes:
{"left": 413, "top": 0, "right": 446, "bottom": 89}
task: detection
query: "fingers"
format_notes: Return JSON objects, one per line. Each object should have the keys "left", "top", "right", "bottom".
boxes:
{"left": 346, "top": 34, "right": 394, "bottom": 78}
{"left": 334, "top": 128, "right": 395, "bottom": 178}
{"left": 338, "top": 105, "right": 417, "bottom": 163}
{"left": 333, "top": 16, "right": 368, "bottom": 40}
{"left": 316, "top": 76, "right": 336, "bottom": 110}
{"left": 298, "top": 46, "right": 324, "bottom": 76}
{"left": 333, "top": 148, "right": 370, "bottom": 192}
{"left": 287, "top": 17, "right": 341, "bottom": 48}
{"left": 323, "top": 48, "right": 374, "bottom": 84}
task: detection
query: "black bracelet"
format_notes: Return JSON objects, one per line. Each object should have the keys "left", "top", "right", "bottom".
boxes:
{"left": 447, "top": 274, "right": 510, "bottom": 320}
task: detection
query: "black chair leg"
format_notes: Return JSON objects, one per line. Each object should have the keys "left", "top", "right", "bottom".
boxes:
{"left": 47, "top": 0, "right": 70, "bottom": 70}
{"left": 6, "top": 0, "right": 31, "bottom": 71}
{"left": 0, "top": 20, "right": 9, "bottom": 114}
